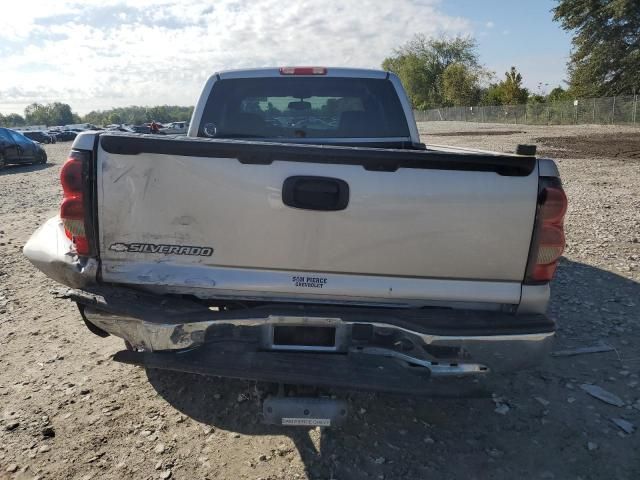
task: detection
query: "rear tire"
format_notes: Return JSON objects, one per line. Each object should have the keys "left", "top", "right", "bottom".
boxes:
{"left": 0, "top": 154, "right": 5, "bottom": 170}
{"left": 38, "top": 151, "right": 48, "bottom": 164}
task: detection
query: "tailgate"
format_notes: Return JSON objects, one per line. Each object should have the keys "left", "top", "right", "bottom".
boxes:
{"left": 95, "top": 135, "right": 538, "bottom": 306}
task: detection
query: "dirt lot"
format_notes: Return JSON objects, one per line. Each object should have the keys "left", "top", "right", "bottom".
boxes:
{"left": 1, "top": 122, "right": 639, "bottom": 480}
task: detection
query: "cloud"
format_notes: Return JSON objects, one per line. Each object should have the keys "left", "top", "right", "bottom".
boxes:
{"left": 485, "top": 21, "right": 495, "bottom": 28}
{"left": 0, "top": 0, "right": 471, "bottom": 114}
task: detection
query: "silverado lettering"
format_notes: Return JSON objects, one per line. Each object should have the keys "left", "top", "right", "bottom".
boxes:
{"left": 109, "top": 243, "right": 213, "bottom": 256}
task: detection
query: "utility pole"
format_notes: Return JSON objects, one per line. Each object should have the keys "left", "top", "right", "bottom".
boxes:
{"left": 611, "top": 96, "right": 616, "bottom": 124}
{"left": 547, "top": 105, "right": 550, "bottom": 125}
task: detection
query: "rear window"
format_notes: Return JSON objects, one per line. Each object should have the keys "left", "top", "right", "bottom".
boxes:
{"left": 198, "top": 77, "right": 410, "bottom": 140}
{"left": 8, "top": 130, "right": 28, "bottom": 143}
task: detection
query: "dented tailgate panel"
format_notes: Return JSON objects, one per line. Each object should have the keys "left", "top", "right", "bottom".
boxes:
{"left": 96, "top": 140, "right": 538, "bottom": 305}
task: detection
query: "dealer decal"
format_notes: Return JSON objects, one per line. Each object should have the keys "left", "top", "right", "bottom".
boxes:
{"left": 292, "top": 275, "right": 328, "bottom": 289}
{"left": 109, "top": 242, "right": 213, "bottom": 256}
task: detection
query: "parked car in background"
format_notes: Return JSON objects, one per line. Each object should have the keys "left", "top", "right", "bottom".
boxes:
{"left": 160, "top": 121, "right": 188, "bottom": 135}
{"left": 0, "top": 128, "right": 47, "bottom": 168}
{"left": 131, "top": 125, "right": 152, "bottom": 134}
{"left": 63, "top": 123, "right": 98, "bottom": 131}
{"left": 22, "top": 130, "right": 54, "bottom": 144}
{"left": 109, "top": 126, "right": 135, "bottom": 133}
{"left": 52, "top": 130, "right": 77, "bottom": 141}
{"left": 105, "top": 124, "right": 134, "bottom": 132}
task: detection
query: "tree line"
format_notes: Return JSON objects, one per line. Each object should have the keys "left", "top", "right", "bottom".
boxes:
{"left": 82, "top": 105, "right": 194, "bottom": 126}
{"left": 0, "top": 104, "right": 194, "bottom": 128}
{"left": 0, "top": 102, "right": 83, "bottom": 128}
{"left": 381, "top": 35, "right": 537, "bottom": 110}
{"left": 382, "top": 0, "right": 639, "bottom": 110}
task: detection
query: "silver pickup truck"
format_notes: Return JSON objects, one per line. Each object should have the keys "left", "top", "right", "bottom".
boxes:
{"left": 25, "top": 67, "right": 567, "bottom": 425}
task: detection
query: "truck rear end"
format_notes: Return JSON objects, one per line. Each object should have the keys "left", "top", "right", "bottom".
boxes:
{"left": 24, "top": 68, "right": 567, "bottom": 415}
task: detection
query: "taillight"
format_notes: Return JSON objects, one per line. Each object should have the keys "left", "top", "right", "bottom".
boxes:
{"left": 525, "top": 178, "right": 568, "bottom": 283}
{"left": 60, "top": 156, "right": 84, "bottom": 192}
{"left": 279, "top": 66, "right": 327, "bottom": 75}
{"left": 60, "top": 150, "right": 93, "bottom": 256}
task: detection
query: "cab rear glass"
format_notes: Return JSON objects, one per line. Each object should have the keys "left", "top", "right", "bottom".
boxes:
{"left": 197, "top": 77, "right": 410, "bottom": 140}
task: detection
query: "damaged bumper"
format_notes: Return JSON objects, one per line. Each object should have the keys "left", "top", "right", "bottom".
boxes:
{"left": 72, "top": 286, "right": 554, "bottom": 391}
{"left": 23, "top": 217, "right": 98, "bottom": 288}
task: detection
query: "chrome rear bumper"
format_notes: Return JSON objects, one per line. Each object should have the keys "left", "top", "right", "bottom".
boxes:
{"left": 74, "top": 287, "right": 554, "bottom": 380}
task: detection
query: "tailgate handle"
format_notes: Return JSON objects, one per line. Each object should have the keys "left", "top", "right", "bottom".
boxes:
{"left": 283, "top": 176, "right": 349, "bottom": 211}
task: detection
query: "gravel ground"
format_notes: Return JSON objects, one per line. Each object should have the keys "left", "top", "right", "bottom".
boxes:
{"left": 1, "top": 123, "right": 639, "bottom": 480}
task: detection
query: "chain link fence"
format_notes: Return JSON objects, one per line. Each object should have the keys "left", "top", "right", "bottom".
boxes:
{"left": 414, "top": 95, "right": 640, "bottom": 126}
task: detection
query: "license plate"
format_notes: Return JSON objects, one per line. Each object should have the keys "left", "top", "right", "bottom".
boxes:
{"left": 282, "top": 417, "right": 331, "bottom": 427}
{"left": 263, "top": 396, "right": 347, "bottom": 427}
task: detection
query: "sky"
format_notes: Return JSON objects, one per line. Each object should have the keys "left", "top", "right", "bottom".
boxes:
{"left": 0, "top": 0, "right": 573, "bottom": 115}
